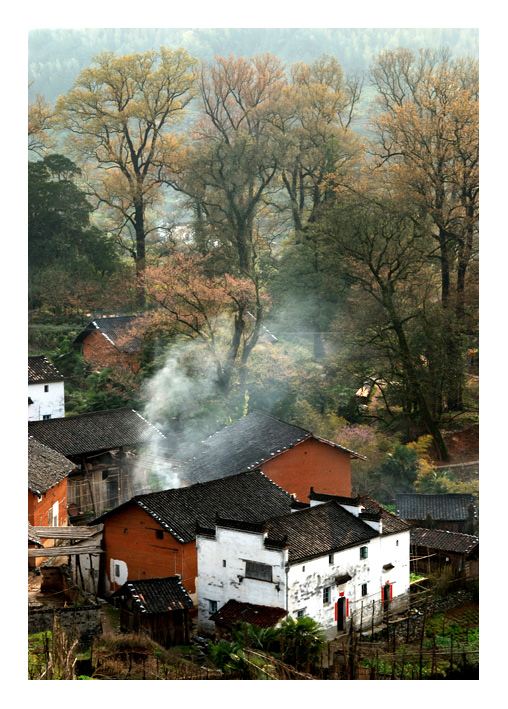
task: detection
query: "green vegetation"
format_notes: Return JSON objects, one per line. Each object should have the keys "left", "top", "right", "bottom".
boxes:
{"left": 28, "top": 33, "right": 479, "bottom": 501}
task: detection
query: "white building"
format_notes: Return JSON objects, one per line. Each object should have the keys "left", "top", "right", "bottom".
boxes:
{"left": 28, "top": 356, "right": 65, "bottom": 421}
{"left": 196, "top": 492, "right": 411, "bottom": 638}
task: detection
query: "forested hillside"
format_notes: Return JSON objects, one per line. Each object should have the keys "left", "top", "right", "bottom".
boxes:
{"left": 28, "top": 28, "right": 478, "bottom": 105}
{"left": 28, "top": 31, "right": 479, "bottom": 504}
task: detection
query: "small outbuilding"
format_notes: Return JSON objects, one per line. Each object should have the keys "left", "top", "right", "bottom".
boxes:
{"left": 396, "top": 493, "right": 477, "bottom": 534}
{"left": 410, "top": 527, "right": 479, "bottom": 581}
{"left": 111, "top": 576, "right": 194, "bottom": 647}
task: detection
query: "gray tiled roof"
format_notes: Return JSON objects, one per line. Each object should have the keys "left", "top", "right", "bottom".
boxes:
{"left": 73, "top": 316, "right": 143, "bottom": 353}
{"left": 28, "top": 408, "right": 166, "bottom": 457}
{"left": 264, "top": 500, "right": 379, "bottom": 564}
{"left": 177, "top": 411, "right": 366, "bottom": 485}
{"left": 309, "top": 489, "right": 411, "bottom": 535}
{"left": 112, "top": 576, "right": 193, "bottom": 613}
{"left": 28, "top": 437, "right": 76, "bottom": 494}
{"left": 396, "top": 493, "right": 477, "bottom": 522}
{"left": 411, "top": 527, "right": 479, "bottom": 555}
{"left": 94, "top": 470, "right": 295, "bottom": 544}
{"left": 210, "top": 599, "right": 287, "bottom": 629}
{"left": 28, "top": 356, "right": 64, "bottom": 384}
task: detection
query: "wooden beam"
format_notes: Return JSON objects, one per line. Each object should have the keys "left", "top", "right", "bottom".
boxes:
{"left": 32, "top": 525, "right": 103, "bottom": 539}
{"left": 28, "top": 546, "right": 103, "bottom": 558}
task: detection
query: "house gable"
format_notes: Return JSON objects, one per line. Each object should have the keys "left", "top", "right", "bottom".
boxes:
{"left": 176, "top": 411, "right": 365, "bottom": 498}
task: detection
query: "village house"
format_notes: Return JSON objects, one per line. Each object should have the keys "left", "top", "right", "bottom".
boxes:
{"left": 92, "top": 470, "right": 297, "bottom": 606}
{"left": 73, "top": 315, "right": 143, "bottom": 373}
{"left": 28, "top": 437, "right": 76, "bottom": 539}
{"left": 28, "top": 356, "right": 65, "bottom": 421}
{"left": 28, "top": 408, "right": 168, "bottom": 522}
{"left": 175, "top": 410, "right": 366, "bottom": 501}
{"left": 110, "top": 576, "right": 194, "bottom": 647}
{"left": 396, "top": 493, "right": 477, "bottom": 534}
{"left": 410, "top": 527, "right": 479, "bottom": 581}
{"left": 196, "top": 489, "right": 411, "bottom": 638}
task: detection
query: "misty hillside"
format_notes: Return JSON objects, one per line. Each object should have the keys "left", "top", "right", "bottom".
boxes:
{"left": 28, "top": 27, "right": 478, "bottom": 105}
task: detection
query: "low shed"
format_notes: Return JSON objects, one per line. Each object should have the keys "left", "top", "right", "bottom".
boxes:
{"left": 111, "top": 576, "right": 194, "bottom": 647}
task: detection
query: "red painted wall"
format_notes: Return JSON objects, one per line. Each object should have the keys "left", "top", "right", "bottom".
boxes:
{"left": 103, "top": 504, "right": 197, "bottom": 597}
{"left": 260, "top": 438, "right": 352, "bottom": 501}
{"left": 28, "top": 478, "right": 68, "bottom": 528}
{"left": 28, "top": 479, "right": 69, "bottom": 566}
{"left": 82, "top": 330, "right": 140, "bottom": 373}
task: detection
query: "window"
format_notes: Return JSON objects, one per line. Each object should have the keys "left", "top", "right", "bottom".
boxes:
{"left": 42, "top": 414, "right": 51, "bottom": 420}
{"left": 155, "top": 529, "right": 164, "bottom": 539}
{"left": 361, "top": 583, "right": 368, "bottom": 597}
{"left": 114, "top": 564, "right": 120, "bottom": 577}
{"left": 329, "top": 553, "right": 334, "bottom": 564}
{"left": 223, "top": 560, "right": 227, "bottom": 567}
{"left": 323, "top": 586, "right": 331, "bottom": 604}
{"left": 396, "top": 539, "right": 399, "bottom": 546}
{"left": 245, "top": 560, "right": 272, "bottom": 582}
{"left": 360, "top": 546, "right": 368, "bottom": 559}
{"left": 296, "top": 609, "right": 306, "bottom": 618}
{"left": 209, "top": 600, "right": 218, "bottom": 615}
{"left": 44, "top": 385, "right": 49, "bottom": 392}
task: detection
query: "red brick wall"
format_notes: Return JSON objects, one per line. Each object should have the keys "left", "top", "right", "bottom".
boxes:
{"left": 28, "top": 479, "right": 69, "bottom": 566}
{"left": 260, "top": 438, "right": 352, "bottom": 501}
{"left": 82, "top": 330, "right": 140, "bottom": 373}
{"left": 103, "top": 505, "right": 197, "bottom": 597}
{"left": 28, "top": 478, "right": 68, "bottom": 528}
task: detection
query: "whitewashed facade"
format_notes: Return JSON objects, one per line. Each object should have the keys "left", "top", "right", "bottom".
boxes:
{"left": 28, "top": 379, "right": 65, "bottom": 421}
{"left": 28, "top": 356, "right": 65, "bottom": 421}
{"left": 196, "top": 500, "right": 410, "bottom": 637}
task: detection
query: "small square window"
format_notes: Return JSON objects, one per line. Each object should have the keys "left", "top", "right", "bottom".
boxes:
{"left": 361, "top": 583, "right": 368, "bottom": 597}
{"left": 360, "top": 546, "right": 368, "bottom": 559}
{"left": 323, "top": 586, "right": 331, "bottom": 604}
{"left": 44, "top": 385, "right": 49, "bottom": 392}
{"left": 329, "top": 553, "right": 334, "bottom": 564}
{"left": 114, "top": 564, "right": 120, "bottom": 577}
{"left": 155, "top": 529, "right": 164, "bottom": 539}
{"left": 42, "top": 414, "right": 51, "bottom": 420}
{"left": 296, "top": 609, "right": 306, "bottom": 618}
{"left": 223, "top": 560, "right": 227, "bottom": 567}
{"left": 396, "top": 539, "right": 399, "bottom": 546}
{"left": 209, "top": 600, "right": 218, "bottom": 615}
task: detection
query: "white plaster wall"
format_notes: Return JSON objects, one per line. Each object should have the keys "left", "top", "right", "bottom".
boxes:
{"left": 287, "top": 539, "right": 380, "bottom": 631}
{"left": 196, "top": 527, "right": 287, "bottom": 634}
{"left": 378, "top": 530, "right": 411, "bottom": 606}
{"left": 288, "top": 530, "right": 410, "bottom": 633}
{"left": 196, "top": 525, "right": 411, "bottom": 636}
{"left": 28, "top": 381, "right": 65, "bottom": 421}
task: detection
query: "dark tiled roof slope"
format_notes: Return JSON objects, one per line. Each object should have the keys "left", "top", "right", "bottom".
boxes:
{"left": 28, "top": 437, "right": 76, "bottom": 494}
{"left": 411, "top": 527, "right": 479, "bottom": 555}
{"left": 96, "top": 470, "right": 295, "bottom": 544}
{"left": 74, "top": 316, "right": 142, "bottom": 353}
{"left": 28, "top": 356, "right": 64, "bottom": 384}
{"left": 28, "top": 408, "right": 166, "bottom": 457}
{"left": 308, "top": 489, "right": 411, "bottom": 535}
{"left": 211, "top": 599, "right": 287, "bottom": 629}
{"left": 265, "top": 500, "right": 378, "bottom": 563}
{"left": 113, "top": 576, "right": 193, "bottom": 613}
{"left": 178, "top": 410, "right": 365, "bottom": 485}
{"left": 396, "top": 493, "right": 477, "bottom": 522}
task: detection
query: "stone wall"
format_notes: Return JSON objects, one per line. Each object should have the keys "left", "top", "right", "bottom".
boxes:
{"left": 28, "top": 605, "right": 102, "bottom": 645}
